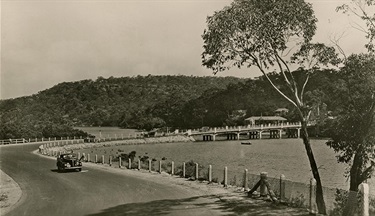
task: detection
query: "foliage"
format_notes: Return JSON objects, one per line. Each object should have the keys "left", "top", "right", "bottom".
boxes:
{"left": 285, "top": 193, "right": 306, "bottom": 209}
{"left": 0, "top": 75, "right": 243, "bottom": 139}
{"left": 326, "top": 54, "right": 375, "bottom": 191}
{"left": 337, "top": 0, "right": 375, "bottom": 52}
{"left": 119, "top": 151, "right": 137, "bottom": 161}
{"left": 176, "top": 160, "right": 204, "bottom": 179}
{"left": 201, "top": 0, "right": 339, "bottom": 214}
{"left": 329, "top": 189, "right": 348, "bottom": 216}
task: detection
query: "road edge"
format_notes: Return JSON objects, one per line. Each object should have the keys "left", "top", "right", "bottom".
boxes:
{"left": 0, "top": 169, "right": 22, "bottom": 216}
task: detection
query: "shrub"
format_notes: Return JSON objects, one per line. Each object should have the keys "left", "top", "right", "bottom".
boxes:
{"left": 0, "top": 194, "right": 8, "bottom": 202}
{"left": 176, "top": 160, "right": 205, "bottom": 179}
{"left": 286, "top": 193, "right": 306, "bottom": 208}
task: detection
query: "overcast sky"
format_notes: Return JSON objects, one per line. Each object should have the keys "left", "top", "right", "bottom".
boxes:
{"left": 0, "top": 0, "right": 371, "bottom": 99}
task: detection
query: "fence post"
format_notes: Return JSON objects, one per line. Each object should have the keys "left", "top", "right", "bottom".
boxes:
{"left": 138, "top": 159, "right": 141, "bottom": 170}
{"left": 148, "top": 160, "right": 152, "bottom": 172}
{"left": 95, "top": 154, "right": 98, "bottom": 163}
{"left": 358, "top": 183, "right": 369, "bottom": 216}
{"left": 224, "top": 167, "right": 228, "bottom": 187}
{"left": 208, "top": 165, "right": 212, "bottom": 183}
{"left": 159, "top": 161, "right": 162, "bottom": 173}
{"left": 195, "top": 163, "right": 199, "bottom": 180}
{"left": 128, "top": 159, "right": 132, "bottom": 169}
{"left": 260, "top": 172, "right": 268, "bottom": 197}
{"left": 243, "top": 169, "right": 248, "bottom": 191}
{"left": 309, "top": 178, "right": 317, "bottom": 215}
{"left": 102, "top": 155, "right": 104, "bottom": 165}
{"left": 78, "top": 152, "right": 81, "bottom": 160}
{"left": 109, "top": 156, "right": 112, "bottom": 166}
{"left": 183, "top": 162, "right": 186, "bottom": 178}
{"left": 87, "top": 154, "right": 90, "bottom": 162}
{"left": 171, "top": 161, "right": 174, "bottom": 175}
{"left": 280, "top": 174, "right": 286, "bottom": 201}
{"left": 119, "top": 157, "right": 122, "bottom": 168}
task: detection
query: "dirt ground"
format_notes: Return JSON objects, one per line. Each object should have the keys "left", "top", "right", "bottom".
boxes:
{"left": 0, "top": 170, "right": 22, "bottom": 216}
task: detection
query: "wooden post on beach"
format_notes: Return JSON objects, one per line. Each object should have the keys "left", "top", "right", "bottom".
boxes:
{"left": 171, "top": 161, "right": 174, "bottom": 175}
{"left": 280, "top": 174, "right": 286, "bottom": 201}
{"left": 358, "top": 183, "right": 369, "bottom": 216}
{"left": 183, "top": 162, "right": 186, "bottom": 178}
{"left": 309, "top": 178, "right": 317, "bottom": 214}
{"left": 208, "top": 165, "right": 212, "bottom": 183}
{"left": 243, "top": 169, "right": 249, "bottom": 191}
{"left": 195, "top": 163, "right": 199, "bottom": 180}
{"left": 223, "top": 167, "right": 228, "bottom": 187}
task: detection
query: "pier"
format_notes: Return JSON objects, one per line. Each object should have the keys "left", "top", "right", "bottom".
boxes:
{"left": 184, "top": 122, "right": 311, "bottom": 141}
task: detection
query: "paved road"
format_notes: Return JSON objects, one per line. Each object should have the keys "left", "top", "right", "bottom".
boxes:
{"left": 1, "top": 143, "right": 311, "bottom": 216}
{"left": 0, "top": 143, "right": 224, "bottom": 216}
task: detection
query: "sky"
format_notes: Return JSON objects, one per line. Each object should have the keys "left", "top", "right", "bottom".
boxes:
{"left": 0, "top": 0, "right": 372, "bottom": 99}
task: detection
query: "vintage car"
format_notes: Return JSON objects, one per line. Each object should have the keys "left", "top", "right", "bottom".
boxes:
{"left": 57, "top": 153, "right": 83, "bottom": 172}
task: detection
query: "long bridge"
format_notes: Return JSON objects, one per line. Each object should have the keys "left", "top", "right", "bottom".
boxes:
{"left": 181, "top": 122, "right": 312, "bottom": 141}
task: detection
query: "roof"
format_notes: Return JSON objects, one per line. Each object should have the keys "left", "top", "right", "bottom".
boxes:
{"left": 245, "top": 116, "right": 287, "bottom": 121}
{"left": 275, "top": 108, "right": 289, "bottom": 112}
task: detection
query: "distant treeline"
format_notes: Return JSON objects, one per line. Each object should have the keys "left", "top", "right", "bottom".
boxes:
{"left": 0, "top": 72, "right": 339, "bottom": 139}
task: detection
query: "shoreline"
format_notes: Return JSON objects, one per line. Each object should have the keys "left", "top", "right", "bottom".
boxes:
{"left": 41, "top": 135, "right": 195, "bottom": 153}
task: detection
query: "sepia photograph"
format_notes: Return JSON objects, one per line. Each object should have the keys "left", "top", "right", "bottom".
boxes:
{"left": 1, "top": 0, "right": 375, "bottom": 215}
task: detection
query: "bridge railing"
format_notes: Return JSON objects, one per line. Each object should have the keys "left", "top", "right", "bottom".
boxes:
{"left": 186, "top": 122, "right": 306, "bottom": 135}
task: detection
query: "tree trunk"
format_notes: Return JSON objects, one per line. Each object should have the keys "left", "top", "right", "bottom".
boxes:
{"left": 342, "top": 153, "right": 363, "bottom": 216}
{"left": 349, "top": 153, "right": 363, "bottom": 191}
{"left": 300, "top": 120, "right": 327, "bottom": 215}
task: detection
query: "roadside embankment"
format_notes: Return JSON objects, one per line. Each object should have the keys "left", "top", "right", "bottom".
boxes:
{"left": 40, "top": 135, "right": 195, "bottom": 153}
{"left": 0, "top": 170, "right": 22, "bottom": 216}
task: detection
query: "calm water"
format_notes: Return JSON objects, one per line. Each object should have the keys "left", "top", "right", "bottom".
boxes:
{"left": 75, "top": 127, "right": 139, "bottom": 138}
{"left": 74, "top": 127, "right": 374, "bottom": 195}
{"left": 83, "top": 138, "right": 375, "bottom": 195}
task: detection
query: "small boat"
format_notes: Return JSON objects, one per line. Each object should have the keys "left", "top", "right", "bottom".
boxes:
{"left": 241, "top": 141, "right": 252, "bottom": 145}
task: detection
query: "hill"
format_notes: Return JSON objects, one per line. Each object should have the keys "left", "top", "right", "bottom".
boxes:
{"left": 0, "top": 75, "right": 244, "bottom": 139}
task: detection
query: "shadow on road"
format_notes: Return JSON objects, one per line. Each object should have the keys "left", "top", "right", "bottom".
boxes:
{"left": 50, "top": 169, "right": 83, "bottom": 173}
{"left": 86, "top": 194, "right": 310, "bottom": 216}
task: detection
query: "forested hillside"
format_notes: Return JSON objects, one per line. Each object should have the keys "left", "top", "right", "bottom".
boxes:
{"left": 0, "top": 72, "right": 340, "bottom": 139}
{"left": 0, "top": 75, "right": 243, "bottom": 139}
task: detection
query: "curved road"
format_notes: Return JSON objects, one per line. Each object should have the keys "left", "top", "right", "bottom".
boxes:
{"left": 0, "top": 143, "right": 224, "bottom": 216}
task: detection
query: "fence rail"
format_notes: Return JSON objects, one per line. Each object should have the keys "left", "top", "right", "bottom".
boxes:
{"left": 39, "top": 141, "right": 373, "bottom": 216}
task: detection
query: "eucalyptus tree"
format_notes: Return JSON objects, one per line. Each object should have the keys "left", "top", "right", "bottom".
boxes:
{"left": 202, "top": 0, "right": 338, "bottom": 214}
{"left": 326, "top": 54, "right": 375, "bottom": 216}
{"left": 337, "top": 0, "right": 375, "bottom": 52}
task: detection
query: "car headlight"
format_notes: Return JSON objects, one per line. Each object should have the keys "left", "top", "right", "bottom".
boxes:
{"left": 65, "top": 163, "right": 71, "bottom": 167}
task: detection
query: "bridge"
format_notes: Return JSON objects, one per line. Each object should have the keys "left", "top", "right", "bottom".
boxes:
{"left": 181, "top": 122, "right": 311, "bottom": 141}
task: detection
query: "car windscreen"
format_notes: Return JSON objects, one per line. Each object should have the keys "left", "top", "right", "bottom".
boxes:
{"left": 62, "top": 154, "right": 77, "bottom": 160}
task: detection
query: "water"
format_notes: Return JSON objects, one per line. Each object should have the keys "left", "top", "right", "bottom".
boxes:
{"left": 82, "top": 138, "right": 375, "bottom": 196}
{"left": 75, "top": 127, "right": 139, "bottom": 138}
